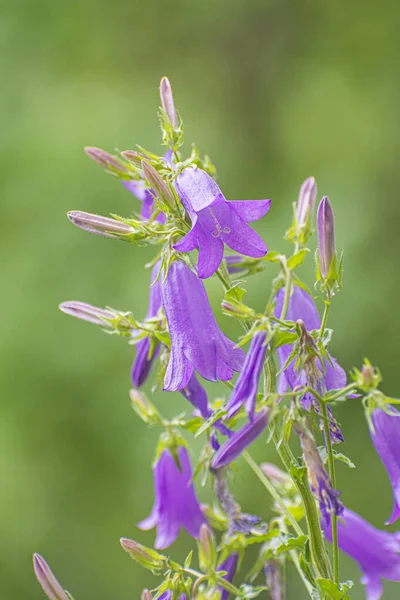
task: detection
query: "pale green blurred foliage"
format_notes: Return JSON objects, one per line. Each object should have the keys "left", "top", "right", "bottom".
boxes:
{"left": 1, "top": 0, "right": 400, "bottom": 598}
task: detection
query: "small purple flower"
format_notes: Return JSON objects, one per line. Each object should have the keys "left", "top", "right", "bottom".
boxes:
{"left": 322, "top": 507, "right": 400, "bottom": 600}
{"left": 296, "top": 426, "right": 343, "bottom": 525}
{"left": 174, "top": 167, "right": 271, "bottom": 279}
{"left": 218, "top": 553, "right": 239, "bottom": 600}
{"left": 211, "top": 407, "right": 269, "bottom": 470}
{"left": 138, "top": 446, "right": 205, "bottom": 549}
{"left": 317, "top": 196, "right": 335, "bottom": 278}
{"left": 131, "top": 261, "right": 162, "bottom": 387}
{"left": 275, "top": 285, "right": 345, "bottom": 443}
{"left": 369, "top": 407, "right": 400, "bottom": 524}
{"left": 226, "top": 331, "right": 267, "bottom": 420}
{"left": 161, "top": 260, "right": 244, "bottom": 391}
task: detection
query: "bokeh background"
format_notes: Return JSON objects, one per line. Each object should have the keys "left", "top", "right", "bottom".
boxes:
{"left": 1, "top": 0, "right": 400, "bottom": 598}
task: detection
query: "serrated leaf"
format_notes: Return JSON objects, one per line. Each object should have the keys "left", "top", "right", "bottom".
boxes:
{"left": 287, "top": 248, "right": 310, "bottom": 270}
{"left": 315, "top": 578, "right": 353, "bottom": 600}
{"left": 333, "top": 452, "right": 356, "bottom": 468}
{"left": 274, "top": 534, "right": 308, "bottom": 556}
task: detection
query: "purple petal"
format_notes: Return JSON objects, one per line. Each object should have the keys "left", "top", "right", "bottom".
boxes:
{"left": 229, "top": 199, "right": 271, "bottom": 222}
{"left": 173, "top": 227, "right": 199, "bottom": 253}
{"left": 174, "top": 167, "right": 221, "bottom": 213}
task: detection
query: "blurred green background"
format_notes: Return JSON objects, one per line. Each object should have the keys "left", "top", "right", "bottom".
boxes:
{"left": 1, "top": 0, "right": 400, "bottom": 598}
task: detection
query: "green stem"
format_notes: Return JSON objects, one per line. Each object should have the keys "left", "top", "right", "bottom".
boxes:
{"left": 320, "top": 402, "right": 339, "bottom": 584}
{"left": 243, "top": 451, "right": 303, "bottom": 536}
{"left": 280, "top": 520, "right": 314, "bottom": 597}
{"left": 280, "top": 268, "right": 293, "bottom": 320}
{"left": 319, "top": 297, "right": 331, "bottom": 341}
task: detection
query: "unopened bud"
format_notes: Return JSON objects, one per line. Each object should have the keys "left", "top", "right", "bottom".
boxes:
{"left": 317, "top": 196, "right": 335, "bottom": 278}
{"left": 264, "top": 559, "right": 284, "bottom": 600}
{"left": 141, "top": 590, "right": 153, "bottom": 600}
{"left": 33, "top": 554, "right": 69, "bottom": 600}
{"left": 221, "top": 299, "right": 255, "bottom": 320}
{"left": 129, "top": 389, "right": 162, "bottom": 425}
{"left": 84, "top": 146, "right": 130, "bottom": 176}
{"left": 120, "top": 538, "right": 166, "bottom": 573}
{"left": 142, "top": 161, "right": 176, "bottom": 210}
{"left": 296, "top": 176, "right": 317, "bottom": 227}
{"left": 160, "top": 77, "right": 177, "bottom": 127}
{"left": 260, "top": 463, "right": 292, "bottom": 486}
{"left": 120, "top": 150, "right": 144, "bottom": 166}
{"left": 198, "top": 524, "right": 217, "bottom": 572}
{"left": 68, "top": 211, "right": 134, "bottom": 238}
{"left": 59, "top": 301, "right": 114, "bottom": 327}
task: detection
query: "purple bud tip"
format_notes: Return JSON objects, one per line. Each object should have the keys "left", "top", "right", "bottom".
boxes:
{"left": 296, "top": 176, "right": 317, "bottom": 226}
{"left": 84, "top": 146, "right": 129, "bottom": 173}
{"left": 58, "top": 301, "right": 114, "bottom": 327}
{"left": 317, "top": 196, "right": 335, "bottom": 278}
{"left": 141, "top": 590, "right": 153, "bottom": 600}
{"left": 33, "top": 554, "right": 69, "bottom": 600}
{"left": 160, "top": 76, "right": 177, "bottom": 127}
{"left": 67, "top": 211, "right": 134, "bottom": 238}
{"left": 260, "top": 462, "right": 291, "bottom": 485}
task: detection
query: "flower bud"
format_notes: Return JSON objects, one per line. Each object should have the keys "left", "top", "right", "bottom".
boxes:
{"left": 317, "top": 196, "right": 335, "bottom": 278}
{"left": 296, "top": 176, "right": 317, "bottom": 227}
{"left": 58, "top": 301, "right": 114, "bottom": 327}
{"left": 160, "top": 77, "right": 177, "bottom": 127}
{"left": 33, "top": 554, "right": 69, "bottom": 600}
{"left": 142, "top": 161, "right": 176, "bottom": 210}
{"left": 129, "top": 389, "right": 162, "bottom": 425}
{"left": 260, "top": 463, "right": 292, "bottom": 486}
{"left": 141, "top": 590, "right": 153, "bottom": 600}
{"left": 67, "top": 211, "right": 134, "bottom": 238}
{"left": 264, "top": 559, "right": 284, "bottom": 600}
{"left": 84, "top": 146, "right": 130, "bottom": 176}
{"left": 198, "top": 524, "right": 217, "bottom": 572}
{"left": 120, "top": 538, "right": 166, "bottom": 573}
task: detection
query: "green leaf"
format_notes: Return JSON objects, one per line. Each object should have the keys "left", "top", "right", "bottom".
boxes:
{"left": 274, "top": 534, "right": 308, "bottom": 556}
{"left": 264, "top": 251, "right": 285, "bottom": 263}
{"left": 238, "top": 584, "right": 267, "bottom": 598}
{"left": 315, "top": 578, "right": 353, "bottom": 600}
{"left": 287, "top": 248, "right": 310, "bottom": 270}
{"left": 333, "top": 451, "right": 356, "bottom": 469}
{"left": 184, "top": 550, "right": 193, "bottom": 569}
{"left": 194, "top": 409, "right": 227, "bottom": 438}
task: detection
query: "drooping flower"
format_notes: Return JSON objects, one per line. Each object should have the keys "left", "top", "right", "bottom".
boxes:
{"left": 219, "top": 553, "right": 239, "bottom": 600}
{"left": 275, "top": 285, "right": 346, "bottom": 443}
{"left": 131, "top": 261, "right": 162, "bottom": 387}
{"left": 174, "top": 167, "right": 271, "bottom": 279}
{"left": 322, "top": 507, "right": 400, "bottom": 600}
{"left": 161, "top": 260, "right": 244, "bottom": 391}
{"left": 226, "top": 331, "right": 267, "bottom": 420}
{"left": 296, "top": 425, "right": 343, "bottom": 525}
{"left": 317, "top": 196, "right": 335, "bottom": 278}
{"left": 33, "top": 554, "right": 70, "bottom": 600}
{"left": 211, "top": 407, "right": 269, "bottom": 470}
{"left": 138, "top": 445, "right": 205, "bottom": 549}
{"left": 369, "top": 407, "right": 400, "bottom": 524}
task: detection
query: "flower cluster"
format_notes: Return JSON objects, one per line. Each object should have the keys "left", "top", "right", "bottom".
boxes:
{"left": 33, "top": 77, "right": 400, "bottom": 600}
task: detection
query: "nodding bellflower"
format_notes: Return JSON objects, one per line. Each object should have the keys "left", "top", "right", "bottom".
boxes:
{"left": 138, "top": 445, "right": 205, "bottom": 549}
{"left": 131, "top": 261, "right": 162, "bottom": 387}
{"left": 369, "top": 407, "right": 400, "bottom": 524}
{"left": 211, "top": 407, "right": 269, "bottom": 470}
{"left": 322, "top": 508, "right": 400, "bottom": 600}
{"left": 226, "top": 331, "right": 267, "bottom": 420}
{"left": 275, "top": 285, "right": 346, "bottom": 443}
{"left": 173, "top": 167, "right": 271, "bottom": 279}
{"left": 161, "top": 260, "right": 244, "bottom": 391}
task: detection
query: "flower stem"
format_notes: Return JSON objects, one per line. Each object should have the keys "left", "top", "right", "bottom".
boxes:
{"left": 280, "top": 268, "right": 293, "bottom": 320}
{"left": 320, "top": 401, "right": 339, "bottom": 584}
{"left": 243, "top": 451, "right": 303, "bottom": 536}
{"left": 319, "top": 291, "right": 331, "bottom": 340}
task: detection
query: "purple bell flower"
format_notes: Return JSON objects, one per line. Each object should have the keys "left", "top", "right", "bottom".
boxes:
{"left": 159, "top": 594, "right": 187, "bottom": 600}
{"left": 219, "top": 553, "right": 239, "bottom": 600}
{"left": 211, "top": 407, "right": 269, "bottom": 470}
{"left": 161, "top": 260, "right": 244, "bottom": 391}
{"left": 369, "top": 408, "right": 400, "bottom": 524}
{"left": 174, "top": 167, "right": 271, "bottom": 279}
{"left": 226, "top": 331, "right": 267, "bottom": 420}
{"left": 275, "top": 285, "right": 346, "bottom": 443}
{"left": 138, "top": 446, "right": 205, "bottom": 549}
{"left": 322, "top": 507, "right": 400, "bottom": 600}
{"left": 131, "top": 261, "right": 162, "bottom": 387}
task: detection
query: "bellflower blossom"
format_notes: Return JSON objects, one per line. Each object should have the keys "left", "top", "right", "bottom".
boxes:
{"left": 369, "top": 407, "right": 400, "bottom": 524}
{"left": 322, "top": 508, "right": 400, "bottom": 600}
{"left": 174, "top": 167, "right": 271, "bottom": 279}
{"left": 161, "top": 260, "right": 244, "bottom": 391}
{"left": 138, "top": 446, "right": 205, "bottom": 549}
{"left": 275, "top": 285, "right": 345, "bottom": 443}
{"left": 211, "top": 407, "right": 269, "bottom": 470}
{"left": 131, "top": 261, "right": 162, "bottom": 387}
{"left": 226, "top": 331, "right": 267, "bottom": 420}
{"left": 219, "top": 553, "right": 239, "bottom": 600}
